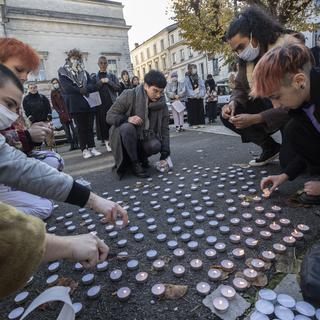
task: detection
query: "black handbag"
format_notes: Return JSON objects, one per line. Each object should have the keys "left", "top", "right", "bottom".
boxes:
{"left": 300, "top": 242, "right": 320, "bottom": 306}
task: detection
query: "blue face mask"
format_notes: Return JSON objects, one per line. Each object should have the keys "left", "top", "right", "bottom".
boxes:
{"left": 238, "top": 34, "right": 260, "bottom": 62}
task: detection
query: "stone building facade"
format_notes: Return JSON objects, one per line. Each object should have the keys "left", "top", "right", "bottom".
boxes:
{"left": 131, "top": 23, "right": 230, "bottom": 83}
{"left": 0, "top": 0, "right": 131, "bottom": 86}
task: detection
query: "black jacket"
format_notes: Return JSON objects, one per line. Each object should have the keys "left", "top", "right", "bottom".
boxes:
{"left": 311, "top": 46, "right": 320, "bottom": 68}
{"left": 23, "top": 92, "right": 52, "bottom": 123}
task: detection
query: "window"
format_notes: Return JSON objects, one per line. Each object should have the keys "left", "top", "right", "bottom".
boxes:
{"left": 212, "top": 58, "right": 219, "bottom": 76}
{"left": 142, "top": 67, "right": 146, "bottom": 76}
{"left": 162, "top": 57, "right": 166, "bottom": 70}
{"left": 140, "top": 52, "right": 144, "bottom": 62}
{"left": 28, "top": 58, "right": 46, "bottom": 81}
{"left": 199, "top": 63, "right": 204, "bottom": 79}
{"left": 170, "top": 34, "right": 175, "bottom": 45}
{"left": 153, "top": 44, "right": 157, "bottom": 55}
{"left": 148, "top": 64, "right": 152, "bottom": 71}
{"left": 147, "top": 48, "right": 150, "bottom": 59}
{"left": 137, "top": 69, "right": 140, "bottom": 79}
{"left": 160, "top": 39, "right": 165, "bottom": 51}
{"left": 107, "top": 59, "right": 117, "bottom": 75}
{"left": 155, "top": 61, "right": 159, "bottom": 70}
{"left": 172, "top": 52, "right": 176, "bottom": 64}
{"left": 188, "top": 47, "right": 193, "bottom": 57}
{"left": 135, "top": 55, "right": 139, "bottom": 65}
{"left": 180, "top": 49, "right": 185, "bottom": 61}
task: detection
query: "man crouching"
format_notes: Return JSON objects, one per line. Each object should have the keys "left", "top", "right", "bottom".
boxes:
{"left": 107, "top": 70, "right": 170, "bottom": 179}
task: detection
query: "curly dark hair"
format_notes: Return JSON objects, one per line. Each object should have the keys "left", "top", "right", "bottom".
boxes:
{"left": 226, "top": 6, "right": 284, "bottom": 53}
{"left": 67, "top": 49, "right": 83, "bottom": 61}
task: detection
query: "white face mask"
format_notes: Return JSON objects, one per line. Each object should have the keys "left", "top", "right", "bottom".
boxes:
{"left": 0, "top": 104, "right": 19, "bottom": 130}
{"left": 238, "top": 35, "right": 260, "bottom": 62}
{"left": 191, "top": 68, "right": 197, "bottom": 75}
{"left": 52, "top": 83, "right": 60, "bottom": 89}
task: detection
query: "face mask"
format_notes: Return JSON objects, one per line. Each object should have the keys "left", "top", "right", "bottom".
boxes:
{"left": 53, "top": 83, "right": 60, "bottom": 89}
{"left": 191, "top": 68, "right": 197, "bottom": 75}
{"left": 171, "top": 77, "right": 178, "bottom": 82}
{"left": 238, "top": 34, "right": 260, "bottom": 62}
{"left": 0, "top": 104, "right": 19, "bottom": 130}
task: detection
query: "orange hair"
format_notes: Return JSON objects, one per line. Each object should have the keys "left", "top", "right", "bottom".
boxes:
{"left": 0, "top": 38, "right": 40, "bottom": 72}
{"left": 251, "top": 43, "right": 314, "bottom": 98}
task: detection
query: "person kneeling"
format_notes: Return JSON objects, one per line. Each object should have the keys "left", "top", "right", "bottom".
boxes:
{"left": 107, "top": 70, "right": 170, "bottom": 179}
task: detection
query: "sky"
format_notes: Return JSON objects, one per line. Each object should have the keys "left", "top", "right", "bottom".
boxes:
{"left": 113, "top": 0, "right": 175, "bottom": 50}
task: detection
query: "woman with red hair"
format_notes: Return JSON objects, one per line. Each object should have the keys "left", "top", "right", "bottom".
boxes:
{"left": 251, "top": 43, "right": 320, "bottom": 205}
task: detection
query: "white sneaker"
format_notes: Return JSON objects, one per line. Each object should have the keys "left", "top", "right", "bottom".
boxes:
{"left": 105, "top": 140, "right": 112, "bottom": 152}
{"left": 82, "top": 149, "right": 92, "bottom": 159}
{"left": 90, "top": 148, "right": 102, "bottom": 157}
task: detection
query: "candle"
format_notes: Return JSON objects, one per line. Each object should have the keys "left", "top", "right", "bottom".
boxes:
{"left": 173, "top": 248, "right": 185, "bottom": 258}
{"left": 295, "top": 301, "right": 316, "bottom": 317}
{"left": 229, "top": 234, "right": 241, "bottom": 244}
{"left": 219, "top": 226, "right": 230, "bottom": 235}
{"left": 46, "top": 274, "right": 59, "bottom": 285}
{"left": 233, "top": 277, "right": 248, "bottom": 291}
{"left": 146, "top": 250, "right": 158, "bottom": 260}
{"left": 214, "top": 242, "right": 226, "bottom": 253}
{"left": 274, "top": 306, "right": 295, "bottom": 319}
{"left": 173, "top": 265, "right": 185, "bottom": 277}
{"left": 156, "top": 233, "right": 167, "bottom": 242}
{"left": 109, "top": 231, "right": 118, "bottom": 239}
{"left": 110, "top": 269, "right": 123, "bottom": 282}
{"left": 271, "top": 205, "right": 282, "bottom": 213}
{"left": 273, "top": 243, "right": 287, "bottom": 254}
{"left": 206, "top": 210, "right": 215, "bottom": 217}
{"left": 48, "top": 261, "right": 60, "bottom": 273}
{"left": 228, "top": 207, "right": 237, "bottom": 214}
{"left": 243, "top": 268, "right": 258, "bottom": 281}
{"left": 196, "top": 282, "right": 211, "bottom": 296}
{"left": 194, "top": 228, "right": 205, "bottom": 238}
{"left": 208, "top": 268, "right": 222, "bottom": 281}
{"left": 213, "top": 297, "right": 229, "bottom": 313}
{"left": 167, "top": 240, "right": 178, "bottom": 250}
{"left": 260, "top": 230, "right": 272, "bottom": 240}
{"left": 195, "top": 215, "right": 205, "bottom": 222}
{"left": 252, "top": 196, "right": 262, "bottom": 203}
{"left": 279, "top": 218, "right": 291, "bottom": 227}
{"left": 87, "top": 285, "right": 101, "bottom": 299}
{"left": 129, "top": 226, "right": 139, "bottom": 234}
{"left": 96, "top": 261, "right": 109, "bottom": 272}
{"left": 206, "top": 236, "right": 217, "bottom": 245}
{"left": 135, "top": 272, "right": 148, "bottom": 283}
{"left": 232, "top": 248, "right": 245, "bottom": 259}
{"left": 181, "top": 211, "right": 191, "bottom": 218}
{"left": 255, "top": 299, "right": 275, "bottom": 315}
{"left": 251, "top": 258, "right": 265, "bottom": 271}
{"left": 261, "top": 250, "right": 276, "bottom": 261}
{"left": 259, "top": 288, "right": 277, "bottom": 302}
{"left": 127, "top": 260, "right": 139, "bottom": 271}
{"left": 194, "top": 206, "right": 203, "bottom": 213}
{"left": 283, "top": 236, "right": 296, "bottom": 246}
{"left": 216, "top": 192, "right": 225, "bottom": 198}
{"left": 297, "top": 224, "right": 310, "bottom": 233}
{"left": 221, "top": 259, "right": 235, "bottom": 272}
{"left": 180, "top": 233, "right": 191, "bottom": 242}
{"left": 269, "top": 222, "right": 281, "bottom": 233}
{"left": 245, "top": 238, "right": 259, "bottom": 248}
{"left": 209, "top": 220, "right": 219, "bottom": 228}
{"left": 277, "top": 293, "right": 296, "bottom": 308}
{"left": 216, "top": 213, "right": 225, "bottom": 221}
{"left": 220, "top": 285, "right": 236, "bottom": 300}
{"left": 184, "top": 220, "right": 194, "bottom": 229}
{"left": 190, "top": 259, "right": 203, "bottom": 270}
{"left": 242, "top": 213, "right": 252, "bottom": 221}
{"left": 117, "top": 239, "right": 128, "bottom": 248}
{"left": 240, "top": 201, "right": 250, "bottom": 208}
{"left": 242, "top": 226, "right": 253, "bottom": 236}
{"left": 291, "top": 229, "right": 304, "bottom": 240}
{"left": 255, "top": 219, "right": 266, "bottom": 227}
{"left": 151, "top": 284, "right": 165, "bottom": 298}
{"left": 153, "top": 259, "right": 165, "bottom": 271}
{"left": 205, "top": 249, "right": 217, "bottom": 259}
{"left": 230, "top": 218, "right": 240, "bottom": 226}
{"left": 230, "top": 188, "right": 238, "bottom": 194}
{"left": 81, "top": 274, "right": 95, "bottom": 285}
{"left": 117, "top": 287, "right": 131, "bottom": 301}
{"left": 265, "top": 212, "right": 276, "bottom": 220}
{"left": 255, "top": 206, "right": 264, "bottom": 213}
{"left": 74, "top": 262, "right": 83, "bottom": 271}
{"left": 171, "top": 226, "right": 182, "bottom": 234}
{"left": 226, "top": 198, "right": 234, "bottom": 205}
{"left": 72, "top": 302, "right": 83, "bottom": 316}
{"left": 187, "top": 241, "right": 199, "bottom": 251}
{"left": 14, "top": 292, "right": 29, "bottom": 305}
{"left": 262, "top": 188, "right": 271, "bottom": 198}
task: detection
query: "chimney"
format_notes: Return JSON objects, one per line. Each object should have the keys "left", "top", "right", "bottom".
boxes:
{"left": 134, "top": 43, "right": 139, "bottom": 48}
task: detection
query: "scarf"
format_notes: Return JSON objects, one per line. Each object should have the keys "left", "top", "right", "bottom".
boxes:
{"left": 189, "top": 73, "right": 199, "bottom": 90}
{"left": 59, "top": 60, "right": 87, "bottom": 88}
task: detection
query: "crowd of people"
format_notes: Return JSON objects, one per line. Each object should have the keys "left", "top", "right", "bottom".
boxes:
{"left": 0, "top": 4, "right": 319, "bottom": 306}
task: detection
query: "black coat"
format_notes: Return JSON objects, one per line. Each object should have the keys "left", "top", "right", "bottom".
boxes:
{"left": 23, "top": 92, "right": 52, "bottom": 123}
{"left": 58, "top": 70, "right": 97, "bottom": 114}
{"left": 311, "top": 46, "right": 320, "bottom": 68}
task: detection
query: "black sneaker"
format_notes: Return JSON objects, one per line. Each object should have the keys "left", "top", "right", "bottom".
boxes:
{"left": 132, "top": 162, "right": 150, "bottom": 178}
{"left": 249, "top": 143, "right": 280, "bottom": 167}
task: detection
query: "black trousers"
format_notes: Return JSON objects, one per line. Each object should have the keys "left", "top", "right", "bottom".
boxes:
{"left": 186, "top": 98, "right": 205, "bottom": 126}
{"left": 206, "top": 101, "right": 217, "bottom": 121}
{"left": 284, "top": 117, "right": 320, "bottom": 176}
{"left": 72, "top": 112, "right": 95, "bottom": 151}
{"left": 119, "top": 123, "right": 161, "bottom": 163}
{"left": 220, "top": 99, "right": 279, "bottom": 147}
{"left": 96, "top": 105, "right": 111, "bottom": 141}
{"left": 62, "top": 121, "right": 79, "bottom": 147}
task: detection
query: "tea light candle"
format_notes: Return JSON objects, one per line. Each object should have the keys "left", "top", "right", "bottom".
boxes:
{"left": 245, "top": 238, "right": 259, "bottom": 248}
{"left": 109, "top": 231, "right": 118, "bottom": 239}
{"left": 184, "top": 220, "right": 194, "bottom": 229}
{"left": 271, "top": 205, "right": 282, "bottom": 213}
{"left": 171, "top": 226, "right": 182, "bottom": 234}
{"left": 265, "top": 212, "right": 276, "bottom": 220}
{"left": 228, "top": 207, "right": 237, "bottom": 214}
{"left": 156, "top": 233, "right": 167, "bottom": 242}
{"left": 255, "top": 206, "right": 264, "bottom": 213}
{"left": 190, "top": 259, "right": 203, "bottom": 270}
{"left": 233, "top": 277, "right": 248, "bottom": 291}
{"left": 134, "top": 233, "right": 144, "bottom": 242}
{"left": 230, "top": 218, "right": 240, "bottom": 226}
{"left": 74, "top": 262, "right": 83, "bottom": 271}
{"left": 206, "top": 236, "right": 217, "bottom": 245}
{"left": 117, "top": 239, "right": 128, "bottom": 248}
{"left": 277, "top": 294, "right": 296, "bottom": 308}
{"left": 167, "top": 240, "right": 178, "bottom": 250}
{"left": 279, "top": 218, "right": 291, "bottom": 227}
{"left": 96, "top": 261, "right": 109, "bottom": 272}
{"left": 48, "top": 261, "right": 60, "bottom": 273}
{"left": 8, "top": 307, "right": 25, "bottom": 319}
{"left": 242, "top": 226, "right": 253, "bottom": 236}
{"left": 274, "top": 306, "right": 295, "bottom": 319}
{"left": 46, "top": 274, "right": 59, "bottom": 285}
{"left": 230, "top": 188, "right": 238, "bottom": 194}
{"left": 86, "top": 285, "right": 101, "bottom": 300}
{"left": 151, "top": 283, "right": 165, "bottom": 298}
{"left": 255, "top": 299, "right": 275, "bottom": 315}
{"left": 219, "top": 226, "right": 230, "bottom": 235}
{"left": 194, "top": 228, "right": 205, "bottom": 238}
{"left": 252, "top": 196, "right": 262, "bottom": 203}
{"left": 206, "top": 210, "right": 215, "bottom": 217}
{"left": 243, "top": 268, "right": 258, "bottom": 281}
{"left": 153, "top": 259, "right": 165, "bottom": 271}
{"left": 187, "top": 240, "right": 199, "bottom": 251}
{"left": 129, "top": 226, "right": 139, "bottom": 234}
{"left": 259, "top": 288, "right": 277, "bottom": 302}
{"left": 261, "top": 250, "right": 276, "bottom": 261}
{"left": 205, "top": 248, "right": 217, "bottom": 259}
{"left": 208, "top": 268, "right": 222, "bottom": 281}
{"left": 291, "top": 229, "right": 304, "bottom": 240}
{"left": 283, "top": 236, "right": 296, "bottom": 246}
{"left": 195, "top": 215, "right": 205, "bottom": 222}
{"left": 216, "top": 192, "right": 225, "bottom": 198}
{"left": 117, "top": 287, "right": 131, "bottom": 301}
{"left": 173, "top": 265, "right": 185, "bottom": 277}
{"left": 146, "top": 250, "right": 158, "bottom": 260}
{"left": 242, "top": 213, "right": 252, "bottom": 221}
{"left": 209, "top": 220, "right": 219, "bottom": 229}
{"left": 226, "top": 198, "right": 234, "bottom": 205}
{"left": 229, "top": 234, "right": 241, "bottom": 244}
{"left": 14, "top": 291, "right": 29, "bottom": 304}
{"left": 196, "top": 282, "right": 211, "bottom": 296}
{"left": 213, "top": 297, "right": 229, "bottom": 313}
{"left": 221, "top": 259, "right": 235, "bottom": 272}
{"left": 269, "top": 222, "right": 281, "bottom": 233}
{"left": 137, "top": 213, "right": 145, "bottom": 219}
{"left": 215, "top": 242, "right": 226, "bottom": 252}
{"left": 216, "top": 213, "right": 225, "bottom": 221}
{"left": 273, "top": 243, "right": 287, "bottom": 253}
{"left": 260, "top": 230, "right": 272, "bottom": 240}
{"left": 241, "top": 201, "right": 250, "bottom": 208}
{"left": 295, "top": 301, "right": 316, "bottom": 317}
{"left": 220, "top": 285, "right": 236, "bottom": 300}
{"left": 232, "top": 248, "right": 245, "bottom": 259}
{"left": 173, "top": 248, "right": 185, "bottom": 258}
{"left": 251, "top": 258, "right": 265, "bottom": 271}
{"left": 127, "top": 258, "right": 138, "bottom": 271}
{"left": 110, "top": 269, "right": 123, "bottom": 282}
{"left": 297, "top": 224, "right": 310, "bottom": 233}
{"left": 180, "top": 233, "right": 191, "bottom": 242}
